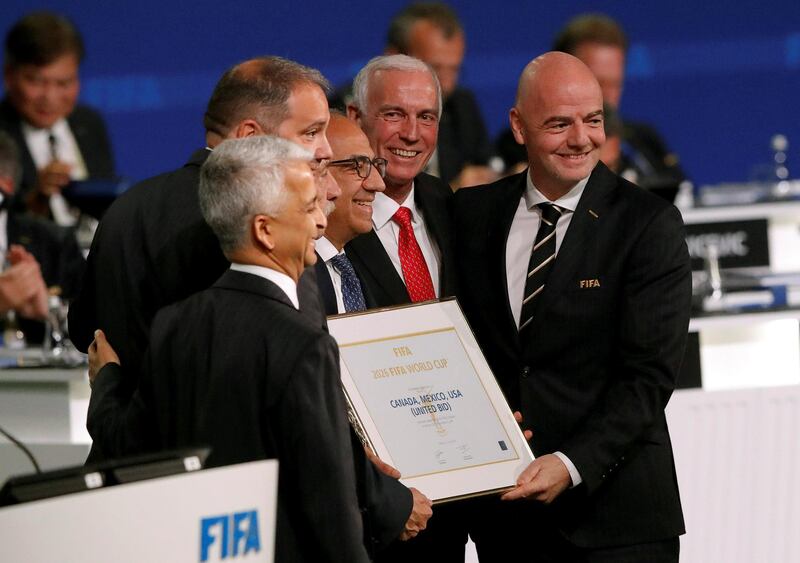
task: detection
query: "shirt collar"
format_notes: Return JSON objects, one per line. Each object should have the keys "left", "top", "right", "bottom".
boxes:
{"left": 21, "top": 117, "right": 69, "bottom": 137}
{"left": 523, "top": 170, "right": 589, "bottom": 213}
{"left": 372, "top": 182, "right": 418, "bottom": 229}
{"left": 315, "top": 236, "right": 340, "bottom": 262}
{"left": 229, "top": 262, "right": 299, "bottom": 309}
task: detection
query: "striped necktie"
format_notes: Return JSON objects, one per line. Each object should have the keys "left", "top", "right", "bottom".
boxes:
{"left": 519, "top": 203, "right": 562, "bottom": 331}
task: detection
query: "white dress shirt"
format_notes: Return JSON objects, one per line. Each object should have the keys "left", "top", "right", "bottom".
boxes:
{"left": 316, "top": 236, "right": 346, "bottom": 314}
{"left": 371, "top": 184, "right": 441, "bottom": 297}
{"left": 505, "top": 173, "right": 589, "bottom": 328}
{"left": 21, "top": 118, "right": 89, "bottom": 226}
{"left": 504, "top": 170, "right": 590, "bottom": 488}
{"left": 229, "top": 263, "right": 299, "bottom": 310}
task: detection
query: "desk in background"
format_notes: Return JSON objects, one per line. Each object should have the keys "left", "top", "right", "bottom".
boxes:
{"left": 0, "top": 350, "right": 90, "bottom": 483}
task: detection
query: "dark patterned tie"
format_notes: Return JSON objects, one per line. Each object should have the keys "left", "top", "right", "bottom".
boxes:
{"left": 391, "top": 206, "right": 436, "bottom": 302}
{"left": 519, "top": 203, "right": 562, "bottom": 331}
{"left": 330, "top": 253, "right": 367, "bottom": 313}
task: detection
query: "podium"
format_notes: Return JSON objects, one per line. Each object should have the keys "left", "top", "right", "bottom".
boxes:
{"left": 0, "top": 460, "right": 278, "bottom": 562}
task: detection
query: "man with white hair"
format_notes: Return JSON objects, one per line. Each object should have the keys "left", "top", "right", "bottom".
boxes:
{"left": 88, "top": 135, "right": 370, "bottom": 563}
{"left": 345, "top": 53, "right": 463, "bottom": 563}
{"left": 345, "top": 54, "right": 456, "bottom": 310}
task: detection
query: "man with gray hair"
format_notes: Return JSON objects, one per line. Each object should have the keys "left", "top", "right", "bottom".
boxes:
{"left": 345, "top": 54, "right": 456, "bottom": 312}
{"left": 345, "top": 54, "right": 463, "bottom": 562}
{"left": 88, "top": 135, "right": 370, "bottom": 562}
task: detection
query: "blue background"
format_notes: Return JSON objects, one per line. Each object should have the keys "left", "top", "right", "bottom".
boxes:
{"left": 2, "top": 0, "right": 798, "bottom": 187}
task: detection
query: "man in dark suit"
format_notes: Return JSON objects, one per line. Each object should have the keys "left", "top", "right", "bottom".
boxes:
{"left": 455, "top": 52, "right": 690, "bottom": 562}
{"left": 88, "top": 136, "right": 370, "bottom": 562}
{"left": 69, "top": 57, "right": 336, "bottom": 431}
{"left": 76, "top": 57, "right": 414, "bottom": 557}
{"left": 316, "top": 113, "right": 434, "bottom": 550}
{"left": 345, "top": 54, "right": 464, "bottom": 562}
{"left": 345, "top": 54, "right": 456, "bottom": 310}
{"left": 1, "top": 12, "right": 114, "bottom": 221}
{"left": 315, "top": 114, "right": 386, "bottom": 315}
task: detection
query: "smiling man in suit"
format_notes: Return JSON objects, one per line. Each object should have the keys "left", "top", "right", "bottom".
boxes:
{"left": 315, "top": 112, "right": 434, "bottom": 550}
{"left": 315, "top": 113, "right": 386, "bottom": 315}
{"left": 345, "top": 54, "right": 456, "bottom": 310}
{"left": 70, "top": 58, "right": 338, "bottom": 460}
{"left": 455, "top": 52, "right": 691, "bottom": 562}
{"left": 344, "top": 50, "right": 462, "bottom": 563}
{"left": 89, "top": 136, "right": 370, "bottom": 563}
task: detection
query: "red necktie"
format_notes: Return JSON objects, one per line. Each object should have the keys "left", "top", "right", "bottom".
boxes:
{"left": 392, "top": 207, "right": 436, "bottom": 302}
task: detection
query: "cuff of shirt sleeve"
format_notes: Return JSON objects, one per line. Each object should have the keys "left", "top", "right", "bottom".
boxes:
{"left": 553, "top": 451, "right": 582, "bottom": 488}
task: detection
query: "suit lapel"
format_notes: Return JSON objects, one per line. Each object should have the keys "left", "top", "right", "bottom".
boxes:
{"left": 346, "top": 230, "right": 410, "bottom": 304}
{"left": 313, "top": 254, "right": 338, "bottom": 316}
{"left": 490, "top": 172, "right": 529, "bottom": 344}
{"left": 413, "top": 174, "right": 453, "bottom": 296}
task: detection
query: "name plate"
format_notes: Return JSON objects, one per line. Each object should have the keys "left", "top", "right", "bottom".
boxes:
{"left": 685, "top": 219, "right": 769, "bottom": 271}
{"left": 328, "top": 299, "right": 534, "bottom": 503}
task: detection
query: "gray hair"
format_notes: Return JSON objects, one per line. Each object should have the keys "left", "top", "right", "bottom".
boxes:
{"left": 199, "top": 136, "right": 313, "bottom": 255}
{"left": 0, "top": 131, "right": 20, "bottom": 182}
{"left": 351, "top": 54, "right": 442, "bottom": 118}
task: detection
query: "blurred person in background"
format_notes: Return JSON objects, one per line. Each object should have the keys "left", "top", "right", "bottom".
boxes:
{"left": 0, "top": 11, "right": 114, "bottom": 224}
{"left": 496, "top": 12, "right": 688, "bottom": 198}
{"left": 0, "top": 130, "right": 84, "bottom": 343}
{"left": 553, "top": 13, "right": 687, "bottom": 196}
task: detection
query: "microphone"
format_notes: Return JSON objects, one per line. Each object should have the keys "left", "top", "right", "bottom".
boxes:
{"left": 0, "top": 423, "right": 41, "bottom": 473}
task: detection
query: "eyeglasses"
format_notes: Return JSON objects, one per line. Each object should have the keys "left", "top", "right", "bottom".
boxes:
{"left": 329, "top": 156, "right": 388, "bottom": 179}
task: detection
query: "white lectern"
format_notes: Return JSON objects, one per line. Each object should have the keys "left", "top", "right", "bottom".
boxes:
{"left": 0, "top": 459, "right": 278, "bottom": 562}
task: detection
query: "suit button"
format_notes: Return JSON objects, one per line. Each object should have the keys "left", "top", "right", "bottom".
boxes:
{"left": 521, "top": 366, "right": 530, "bottom": 378}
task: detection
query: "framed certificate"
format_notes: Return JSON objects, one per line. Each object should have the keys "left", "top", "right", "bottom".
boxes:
{"left": 328, "top": 299, "right": 534, "bottom": 503}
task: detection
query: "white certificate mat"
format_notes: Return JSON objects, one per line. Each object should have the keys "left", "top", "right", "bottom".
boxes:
{"left": 329, "top": 299, "right": 534, "bottom": 503}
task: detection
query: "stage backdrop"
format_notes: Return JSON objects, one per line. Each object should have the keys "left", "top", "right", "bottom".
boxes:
{"left": 1, "top": 0, "right": 798, "bottom": 187}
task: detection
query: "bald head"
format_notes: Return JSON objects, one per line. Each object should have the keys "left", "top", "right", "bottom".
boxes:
{"left": 510, "top": 52, "right": 605, "bottom": 200}
{"left": 328, "top": 113, "right": 369, "bottom": 154}
{"left": 515, "top": 52, "right": 601, "bottom": 111}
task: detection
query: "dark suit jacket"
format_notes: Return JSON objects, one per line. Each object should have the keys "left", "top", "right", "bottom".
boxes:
{"left": 0, "top": 98, "right": 115, "bottom": 215}
{"left": 436, "top": 87, "right": 495, "bottom": 185}
{"left": 622, "top": 119, "right": 688, "bottom": 191}
{"left": 345, "top": 173, "right": 456, "bottom": 307}
{"left": 454, "top": 163, "right": 690, "bottom": 548}
{"left": 88, "top": 270, "right": 369, "bottom": 563}
{"left": 69, "top": 149, "right": 325, "bottom": 398}
{"left": 313, "top": 252, "right": 413, "bottom": 552}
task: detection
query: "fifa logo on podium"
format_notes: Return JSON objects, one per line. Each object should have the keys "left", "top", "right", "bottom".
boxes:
{"left": 200, "top": 510, "right": 261, "bottom": 561}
